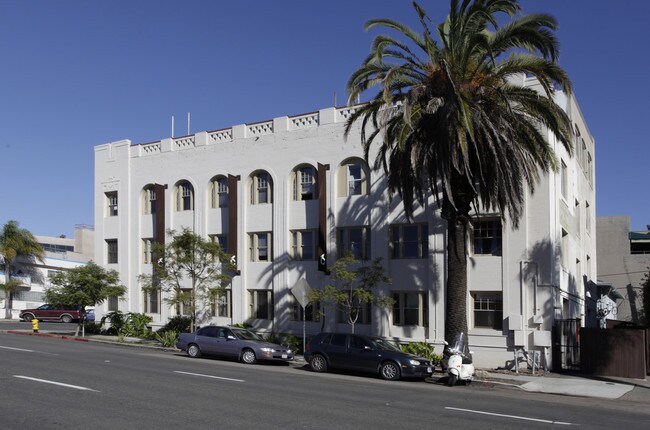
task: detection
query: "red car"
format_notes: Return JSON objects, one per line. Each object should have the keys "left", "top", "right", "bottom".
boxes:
{"left": 19, "top": 304, "right": 85, "bottom": 323}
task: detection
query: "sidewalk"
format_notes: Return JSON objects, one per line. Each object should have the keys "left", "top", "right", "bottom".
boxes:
{"left": 3, "top": 328, "right": 648, "bottom": 400}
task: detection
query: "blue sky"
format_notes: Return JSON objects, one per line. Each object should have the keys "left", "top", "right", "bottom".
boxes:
{"left": 1, "top": 0, "right": 648, "bottom": 237}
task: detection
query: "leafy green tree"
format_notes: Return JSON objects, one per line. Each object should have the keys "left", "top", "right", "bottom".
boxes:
{"left": 139, "top": 228, "right": 235, "bottom": 332}
{"left": 345, "top": 0, "right": 572, "bottom": 345}
{"left": 0, "top": 220, "right": 45, "bottom": 319}
{"left": 309, "top": 254, "right": 392, "bottom": 334}
{"left": 45, "top": 262, "right": 127, "bottom": 335}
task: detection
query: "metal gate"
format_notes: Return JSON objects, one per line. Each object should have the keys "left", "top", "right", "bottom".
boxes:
{"left": 552, "top": 319, "right": 581, "bottom": 371}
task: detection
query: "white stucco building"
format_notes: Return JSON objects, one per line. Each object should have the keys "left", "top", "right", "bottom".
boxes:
{"left": 0, "top": 225, "right": 94, "bottom": 318}
{"left": 93, "top": 76, "right": 596, "bottom": 369}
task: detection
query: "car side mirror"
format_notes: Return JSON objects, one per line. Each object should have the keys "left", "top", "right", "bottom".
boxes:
{"left": 227, "top": 335, "right": 236, "bottom": 340}
{"left": 364, "top": 345, "right": 372, "bottom": 350}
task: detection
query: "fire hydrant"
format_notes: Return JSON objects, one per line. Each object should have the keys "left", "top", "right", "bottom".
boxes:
{"left": 31, "top": 319, "right": 39, "bottom": 333}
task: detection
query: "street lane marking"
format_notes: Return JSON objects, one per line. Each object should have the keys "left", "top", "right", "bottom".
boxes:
{"left": 445, "top": 407, "right": 574, "bottom": 426}
{"left": 14, "top": 376, "right": 100, "bottom": 392}
{"left": 174, "top": 370, "right": 244, "bottom": 382}
{"left": 0, "top": 346, "right": 34, "bottom": 352}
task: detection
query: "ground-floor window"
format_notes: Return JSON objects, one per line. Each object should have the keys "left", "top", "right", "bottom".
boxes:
{"left": 212, "top": 289, "right": 231, "bottom": 318}
{"left": 177, "top": 289, "right": 192, "bottom": 317}
{"left": 338, "top": 302, "right": 371, "bottom": 325}
{"left": 472, "top": 292, "right": 503, "bottom": 330}
{"left": 143, "top": 289, "right": 160, "bottom": 314}
{"left": 290, "top": 296, "right": 320, "bottom": 322}
{"left": 249, "top": 289, "right": 273, "bottom": 320}
{"left": 392, "top": 291, "right": 428, "bottom": 326}
{"left": 108, "top": 296, "right": 119, "bottom": 312}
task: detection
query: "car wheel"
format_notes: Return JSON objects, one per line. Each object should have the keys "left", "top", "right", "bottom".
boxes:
{"left": 61, "top": 315, "right": 73, "bottom": 323}
{"left": 310, "top": 354, "right": 328, "bottom": 373}
{"left": 447, "top": 374, "right": 458, "bottom": 387}
{"left": 22, "top": 314, "right": 34, "bottom": 322}
{"left": 380, "top": 362, "right": 401, "bottom": 381}
{"left": 241, "top": 349, "right": 257, "bottom": 364}
{"left": 187, "top": 344, "right": 202, "bottom": 358}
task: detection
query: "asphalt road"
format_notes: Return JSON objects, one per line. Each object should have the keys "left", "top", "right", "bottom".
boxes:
{"left": 1, "top": 332, "right": 649, "bottom": 429}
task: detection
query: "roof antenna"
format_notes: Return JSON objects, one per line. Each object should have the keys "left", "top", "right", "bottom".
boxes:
{"left": 333, "top": 92, "right": 337, "bottom": 107}
{"left": 171, "top": 114, "right": 175, "bottom": 138}
{"left": 187, "top": 112, "right": 191, "bottom": 135}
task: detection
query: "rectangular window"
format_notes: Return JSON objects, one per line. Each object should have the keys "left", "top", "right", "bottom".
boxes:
{"left": 348, "top": 164, "right": 362, "bottom": 196}
{"left": 257, "top": 173, "right": 270, "bottom": 204}
{"left": 181, "top": 185, "right": 193, "bottom": 211}
{"left": 585, "top": 201, "right": 591, "bottom": 234}
{"left": 249, "top": 232, "right": 272, "bottom": 262}
{"left": 561, "top": 160, "right": 568, "bottom": 199}
{"left": 108, "top": 296, "right": 118, "bottom": 312}
{"left": 212, "top": 178, "right": 228, "bottom": 208}
{"left": 389, "top": 224, "right": 428, "bottom": 259}
{"left": 143, "top": 289, "right": 160, "bottom": 314}
{"left": 249, "top": 290, "right": 273, "bottom": 320}
{"left": 294, "top": 167, "right": 316, "bottom": 201}
{"left": 142, "top": 238, "right": 154, "bottom": 264}
{"left": 290, "top": 230, "right": 316, "bottom": 261}
{"left": 472, "top": 219, "right": 502, "bottom": 256}
{"left": 106, "top": 239, "right": 118, "bottom": 264}
{"left": 472, "top": 292, "right": 503, "bottom": 330}
{"left": 339, "top": 302, "right": 371, "bottom": 325}
{"left": 211, "top": 289, "right": 232, "bottom": 318}
{"left": 392, "top": 292, "right": 428, "bottom": 326}
{"left": 209, "top": 234, "right": 228, "bottom": 254}
{"left": 106, "top": 192, "right": 118, "bottom": 217}
{"left": 337, "top": 226, "right": 370, "bottom": 259}
{"left": 290, "top": 296, "right": 320, "bottom": 322}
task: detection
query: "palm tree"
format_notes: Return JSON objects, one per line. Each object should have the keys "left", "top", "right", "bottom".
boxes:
{"left": 345, "top": 0, "right": 572, "bottom": 347}
{"left": 0, "top": 220, "right": 45, "bottom": 319}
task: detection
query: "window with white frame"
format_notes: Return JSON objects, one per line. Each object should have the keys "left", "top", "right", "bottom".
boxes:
{"left": 392, "top": 291, "right": 428, "bottom": 326}
{"left": 250, "top": 172, "right": 272, "bottom": 204}
{"left": 348, "top": 163, "right": 363, "bottom": 195}
{"left": 472, "top": 292, "right": 503, "bottom": 330}
{"left": 211, "top": 289, "right": 231, "bottom": 318}
{"left": 142, "top": 238, "right": 154, "bottom": 264}
{"left": 249, "top": 290, "right": 273, "bottom": 319}
{"left": 337, "top": 226, "right": 370, "bottom": 259}
{"left": 176, "top": 182, "right": 194, "bottom": 211}
{"left": 108, "top": 296, "right": 119, "bottom": 311}
{"left": 293, "top": 166, "right": 317, "bottom": 201}
{"left": 249, "top": 232, "right": 272, "bottom": 262}
{"left": 106, "top": 192, "right": 118, "bottom": 217}
{"left": 106, "top": 239, "right": 118, "bottom": 264}
{"left": 178, "top": 288, "right": 192, "bottom": 316}
{"left": 143, "top": 186, "right": 157, "bottom": 215}
{"left": 471, "top": 219, "right": 502, "bottom": 256}
{"left": 290, "top": 229, "right": 316, "bottom": 261}
{"left": 290, "top": 296, "right": 320, "bottom": 322}
{"left": 210, "top": 177, "right": 229, "bottom": 208}
{"left": 143, "top": 289, "right": 160, "bottom": 314}
{"left": 390, "top": 224, "right": 428, "bottom": 259}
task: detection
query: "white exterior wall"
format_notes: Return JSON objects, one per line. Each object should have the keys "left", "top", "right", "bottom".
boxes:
{"left": 94, "top": 87, "right": 596, "bottom": 369}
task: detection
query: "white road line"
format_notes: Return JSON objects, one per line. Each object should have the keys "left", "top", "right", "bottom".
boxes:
{"left": 445, "top": 407, "right": 574, "bottom": 426}
{"left": 174, "top": 370, "right": 245, "bottom": 382}
{"left": 14, "top": 375, "right": 100, "bottom": 392}
{"left": 0, "top": 346, "right": 34, "bottom": 352}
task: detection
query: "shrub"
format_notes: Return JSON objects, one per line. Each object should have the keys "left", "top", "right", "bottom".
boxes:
{"left": 155, "top": 330, "right": 179, "bottom": 347}
{"left": 263, "top": 333, "right": 303, "bottom": 354}
{"left": 158, "top": 315, "right": 191, "bottom": 334}
{"left": 400, "top": 341, "right": 443, "bottom": 367}
{"left": 83, "top": 322, "right": 102, "bottom": 334}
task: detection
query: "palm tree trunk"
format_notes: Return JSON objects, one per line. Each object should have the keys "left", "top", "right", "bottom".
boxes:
{"left": 445, "top": 214, "right": 469, "bottom": 347}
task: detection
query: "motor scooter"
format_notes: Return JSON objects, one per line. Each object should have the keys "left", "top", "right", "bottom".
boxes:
{"left": 444, "top": 332, "right": 474, "bottom": 386}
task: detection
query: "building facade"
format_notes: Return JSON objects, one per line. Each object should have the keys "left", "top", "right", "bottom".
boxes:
{"left": 94, "top": 76, "right": 596, "bottom": 369}
{"left": 597, "top": 216, "right": 649, "bottom": 324}
{"left": 0, "top": 225, "right": 94, "bottom": 317}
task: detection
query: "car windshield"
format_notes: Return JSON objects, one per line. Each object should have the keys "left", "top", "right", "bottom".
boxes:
{"left": 369, "top": 337, "right": 401, "bottom": 352}
{"left": 232, "top": 329, "right": 263, "bottom": 341}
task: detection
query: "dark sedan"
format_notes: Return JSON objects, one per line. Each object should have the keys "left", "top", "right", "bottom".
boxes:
{"left": 304, "top": 332, "right": 433, "bottom": 381}
{"left": 176, "top": 326, "right": 294, "bottom": 364}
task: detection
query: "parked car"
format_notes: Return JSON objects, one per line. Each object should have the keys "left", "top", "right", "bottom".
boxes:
{"left": 19, "top": 304, "right": 85, "bottom": 323}
{"left": 304, "top": 332, "right": 433, "bottom": 381}
{"left": 176, "top": 326, "right": 294, "bottom": 364}
{"left": 85, "top": 307, "right": 95, "bottom": 322}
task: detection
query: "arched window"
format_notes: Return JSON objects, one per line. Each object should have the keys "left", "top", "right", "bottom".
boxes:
{"left": 210, "top": 176, "right": 229, "bottom": 208}
{"left": 250, "top": 171, "right": 272, "bottom": 205}
{"left": 176, "top": 181, "right": 194, "bottom": 211}
{"left": 142, "top": 185, "right": 157, "bottom": 215}
{"left": 292, "top": 165, "right": 317, "bottom": 201}
{"left": 338, "top": 159, "right": 368, "bottom": 197}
